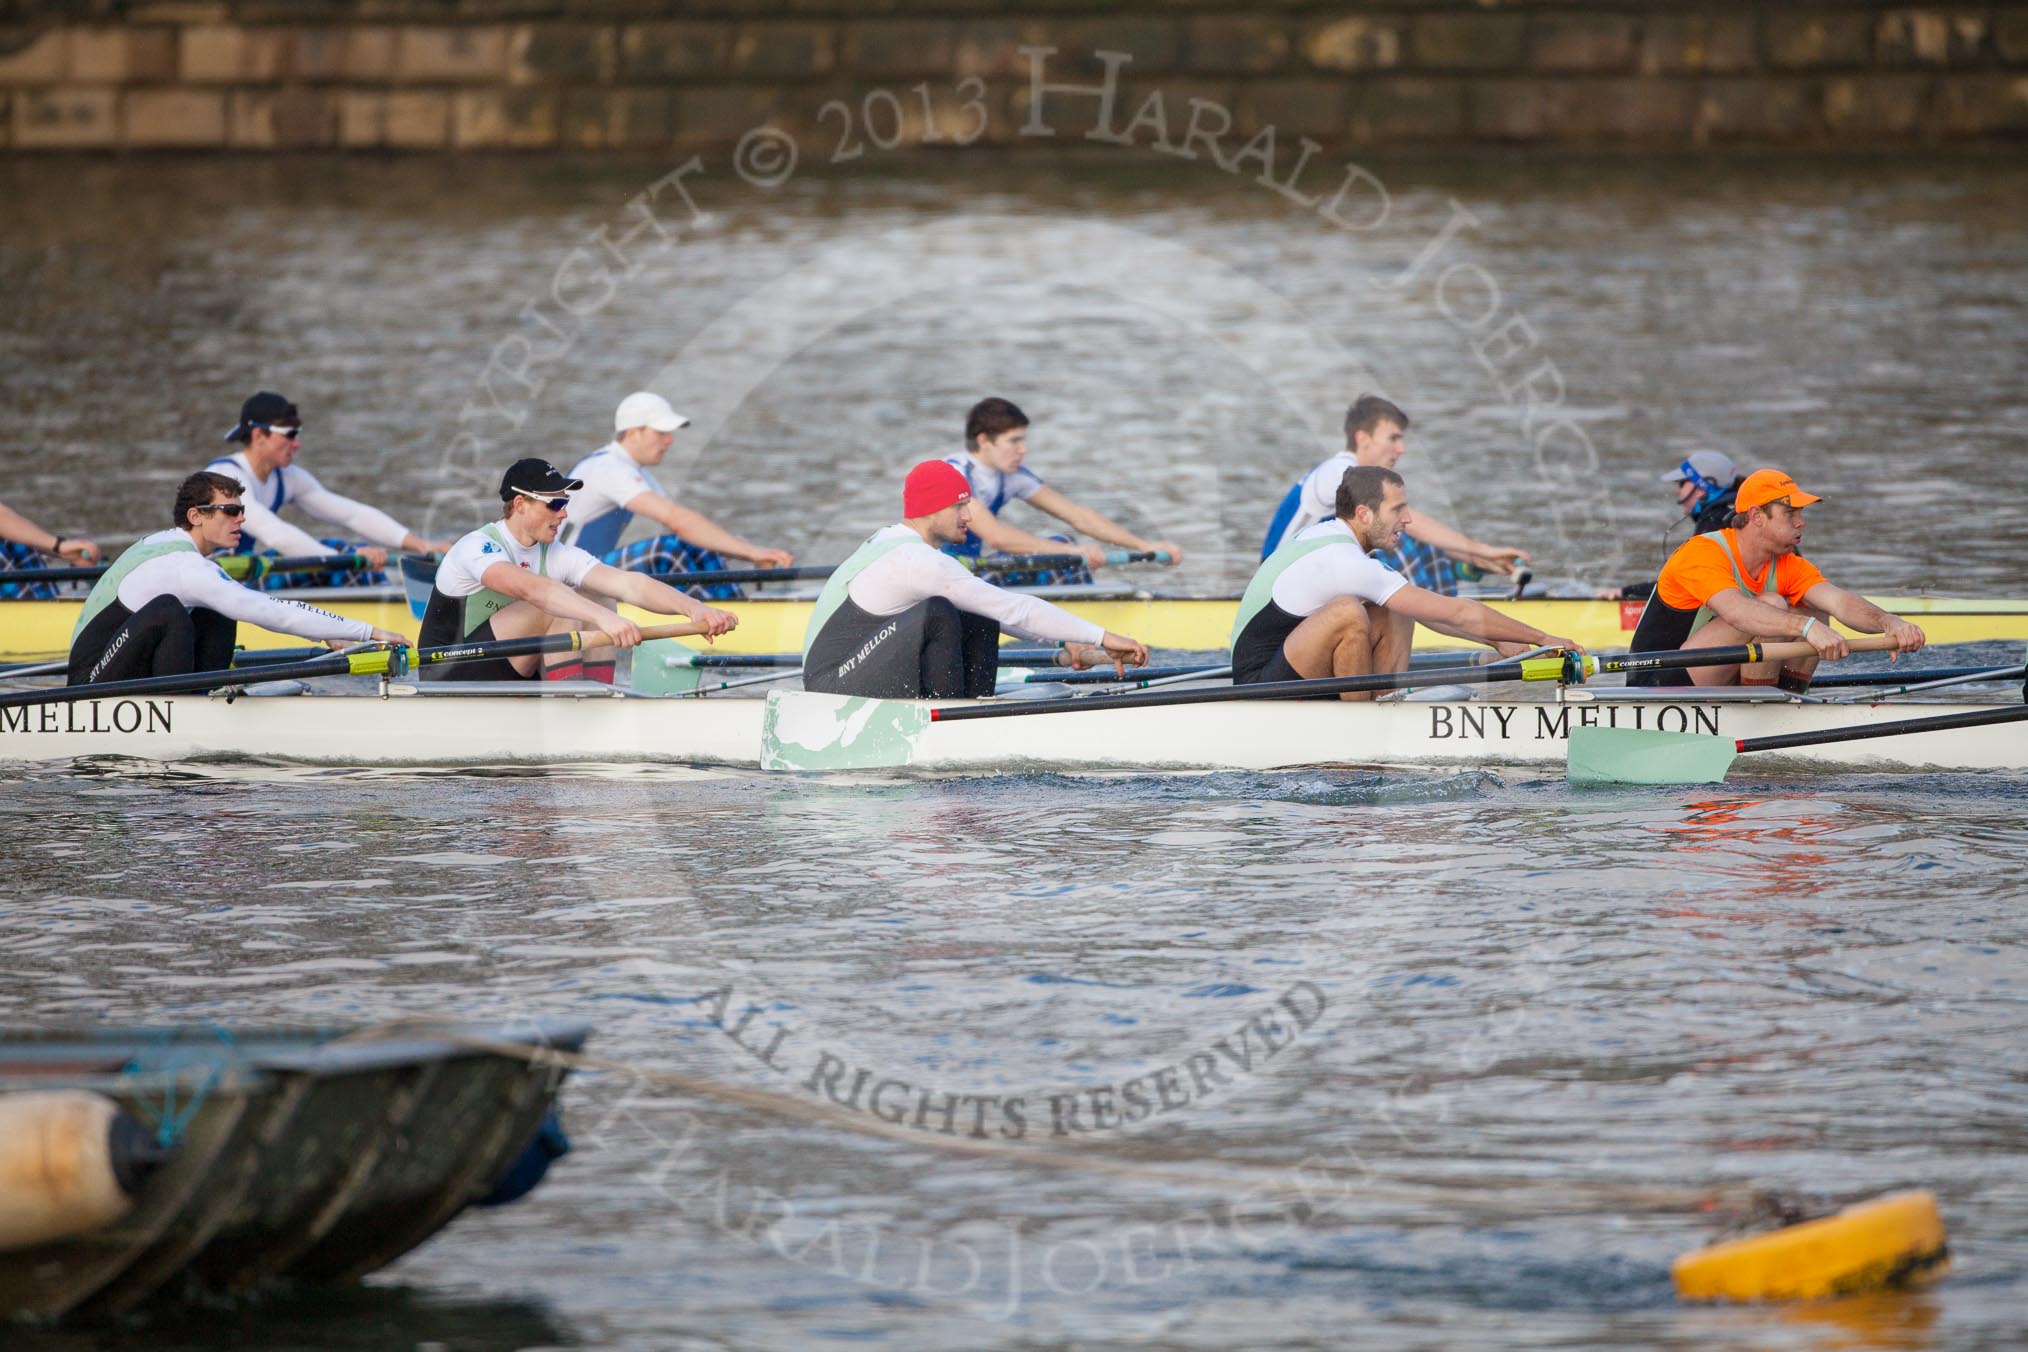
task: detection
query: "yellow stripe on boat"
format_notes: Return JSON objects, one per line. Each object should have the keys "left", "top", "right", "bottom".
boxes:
{"left": 6, "top": 594, "right": 2027, "bottom": 662}
{"left": 1672, "top": 1190, "right": 1948, "bottom": 1303}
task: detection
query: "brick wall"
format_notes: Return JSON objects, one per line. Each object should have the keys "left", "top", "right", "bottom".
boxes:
{"left": 2, "top": 3, "right": 2025, "bottom": 152}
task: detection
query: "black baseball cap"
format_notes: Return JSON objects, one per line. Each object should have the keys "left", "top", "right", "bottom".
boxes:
{"left": 499, "top": 458, "right": 584, "bottom": 501}
{"left": 223, "top": 390, "right": 300, "bottom": 442}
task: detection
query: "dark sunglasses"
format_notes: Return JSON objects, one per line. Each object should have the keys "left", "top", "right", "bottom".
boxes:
{"left": 193, "top": 503, "right": 247, "bottom": 518}
{"left": 511, "top": 488, "right": 570, "bottom": 512}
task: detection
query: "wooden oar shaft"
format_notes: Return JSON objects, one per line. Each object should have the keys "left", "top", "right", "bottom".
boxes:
{"left": 1739, "top": 701, "right": 2028, "bottom": 754}
{"left": 0, "top": 648, "right": 400, "bottom": 709}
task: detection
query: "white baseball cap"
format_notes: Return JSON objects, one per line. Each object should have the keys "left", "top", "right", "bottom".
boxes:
{"left": 615, "top": 391, "right": 690, "bottom": 434}
{"left": 1660, "top": 450, "right": 1738, "bottom": 486}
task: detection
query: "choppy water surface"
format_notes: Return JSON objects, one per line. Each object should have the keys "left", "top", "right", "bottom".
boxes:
{"left": 2, "top": 152, "right": 2025, "bottom": 590}
{"left": 3, "top": 765, "right": 2025, "bottom": 1350}
{"left": 3, "top": 152, "right": 2027, "bottom": 1349}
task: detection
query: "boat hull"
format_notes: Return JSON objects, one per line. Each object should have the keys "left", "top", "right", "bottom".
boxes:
{"left": 6, "top": 592, "right": 2027, "bottom": 661}
{"left": 760, "top": 688, "right": 2028, "bottom": 775}
{"left": 2, "top": 681, "right": 2018, "bottom": 775}
{"left": 0, "top": 684, "right": 765, "bottom": 768}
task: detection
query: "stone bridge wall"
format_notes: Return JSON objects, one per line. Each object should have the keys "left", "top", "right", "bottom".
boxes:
{"left": 2, "top": 2, "right": 2024, "bottom": 152}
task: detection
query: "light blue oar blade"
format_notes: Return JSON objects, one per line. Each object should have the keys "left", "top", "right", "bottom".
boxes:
{"left": 1566, "top": 726, "right": 1738, "bottom": 786}
{"left": 761, "top": 690, "right": 933, "bottom": 772}
{"left": 628, "top": 638, "right": 703, "bottom": 695}
{"left": 399, "top": 555, "right": 437, "bottom": 621}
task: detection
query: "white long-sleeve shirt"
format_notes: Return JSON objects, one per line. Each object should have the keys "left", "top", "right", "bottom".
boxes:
{"left": 846, "top": 525, "right": 1104, "bottom": 645}
{"left": 204, "top": 451, "right": 411, "bottom": 556}
{"left": 113, "top": 531, "right": 374, "bottom": 642}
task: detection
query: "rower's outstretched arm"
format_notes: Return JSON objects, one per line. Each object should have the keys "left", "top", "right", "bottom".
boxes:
{"left": 1801, "top": 582, "right": 1926, "bottom": 653}
{"left": 625, "top": 491, "right": 792, "bottom": 568}
{"left": 1385, "top": 586, "right": 1576, "bottom": 652}
{"left": 479, "top": 561, "right": 640, "bottom": 642}
{"left": 289, "top": 467, "right": 448, "bottom": 559}
{"left": 1402, "top": 513, "right": 1527, "bottom": 576}
{"left": 1025, "top": 486, "right": 1183, "bottom": 564}
{"left": 0, "top": 500, "right": 97, "bottom": 563}
{"left": 581, "top": 561, "right": 738, "bottom": 638}
{"left": 962, "top": 496, "right": 1091, "bottom": 561}
{"left": 1705, "top": 587, "right": 1821, "bottom": 642}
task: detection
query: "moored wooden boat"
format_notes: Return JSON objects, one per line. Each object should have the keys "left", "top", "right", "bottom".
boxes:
{"left": 0, "top": 1020, "right": 586, "bottom": 1320}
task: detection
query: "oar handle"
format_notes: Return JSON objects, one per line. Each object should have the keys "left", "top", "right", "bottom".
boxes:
{"left": 1751, "top": 632, "right": 1901, "bottom": 663}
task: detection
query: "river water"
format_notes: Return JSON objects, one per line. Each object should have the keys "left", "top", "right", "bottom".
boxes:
{"left": 3, "top": 151, "right": 2026, "bottom": 1350}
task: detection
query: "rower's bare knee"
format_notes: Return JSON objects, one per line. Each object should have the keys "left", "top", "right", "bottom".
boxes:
{"left": 1282, "top": 598, "right": 1369, "bottom": 681}
{"left": 1370, "top": 602, "right": 1412, "bottom": 668}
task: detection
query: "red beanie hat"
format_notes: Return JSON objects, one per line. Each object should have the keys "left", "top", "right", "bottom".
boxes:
{"left": 903, "top": 460, "right": 972, "bottom": 518}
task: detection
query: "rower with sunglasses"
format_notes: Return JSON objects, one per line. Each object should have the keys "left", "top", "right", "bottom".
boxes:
{"left": 419, "top": 459, "right": 738, "bottom": 683}
{"left": 205, "top": 391, "right": 451, "bottom": 581}
{"left": 66, "top": 472, "right": 408, "bottom": 686}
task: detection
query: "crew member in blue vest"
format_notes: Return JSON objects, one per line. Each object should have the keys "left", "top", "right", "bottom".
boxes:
{"left": 940, "top": 397, "right": 1183, "bottom": 584}
{"left": 1262, "top": 396, "right": 1529, "bottom": 595}
{"left": 0, "top": 498, "right": 99, "bottom": 599}
{"left": 803, "top": 460, "right": 1149, "bottom": 700}
{"left": 419, "top": 458, "right": 737, "bottom": 684}
{"left": 1233, "top": 466, "right": 1575, "bottom": 700}
{"left": 557, "top": 391, "right": 793, "bottom": 601}
{"left": 66, "top": 471, "right": 406, "bottom": 686}
{"left": 1599, "top": 450, "right": 1749, "bottom": 600}
{"left": 207, "top": 391, "right": 451, "bottom": 586}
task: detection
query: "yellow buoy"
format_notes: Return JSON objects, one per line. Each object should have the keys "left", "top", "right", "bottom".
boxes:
{"left": 0, "top": 1092, "right": 155, "bottom": 1252}
{"left": 1673, "top": 1190, "right": 1949, "bottom": 1303}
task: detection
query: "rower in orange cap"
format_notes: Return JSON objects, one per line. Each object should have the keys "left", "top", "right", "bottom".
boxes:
{"left": 801, "top": 461, "right": 1149, "bottom": 699}
{"left": 1627, "top": 468, "right": 1925, "bottom": 690}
